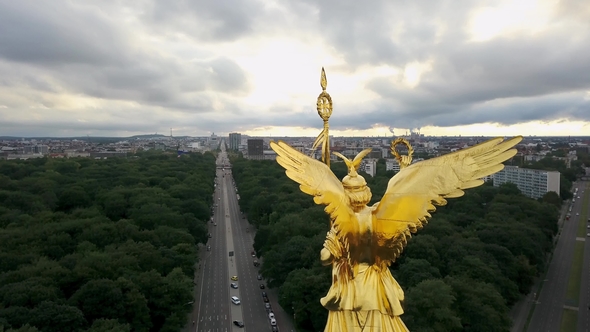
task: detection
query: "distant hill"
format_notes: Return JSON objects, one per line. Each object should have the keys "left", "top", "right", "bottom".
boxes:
{"left": 129, "top": 134, "right": 168, "bottom": 139}
{"left": 0, "top": 134, "right": 194, "bottom": 141}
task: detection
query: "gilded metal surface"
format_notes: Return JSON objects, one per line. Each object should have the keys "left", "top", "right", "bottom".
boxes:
{"left": 269, "top": 68, "right": 523, "bottom": 332}
{"left": 271, "top": 136, "right": 522, "bottom": 331}
{"left": 310, "top": 67, "right": 333, "bottom": 166}
{"left": 390, "top": 138, "right": 414, "bottom": 169}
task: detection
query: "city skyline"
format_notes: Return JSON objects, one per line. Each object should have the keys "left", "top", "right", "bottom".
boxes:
{"left": 0, "top": 1, "right": 589, "bottom": 138}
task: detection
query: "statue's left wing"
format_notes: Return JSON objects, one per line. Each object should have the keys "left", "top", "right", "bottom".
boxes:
{"left": 373, "top": 136, "right": 522, "bottom": 262}
{"left": 270, "top": 141, "right": 355, "bottom": 232}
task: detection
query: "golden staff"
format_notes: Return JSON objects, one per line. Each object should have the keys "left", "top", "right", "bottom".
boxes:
{"left": 310, "top": 68, "right": 333, "bottom": 167}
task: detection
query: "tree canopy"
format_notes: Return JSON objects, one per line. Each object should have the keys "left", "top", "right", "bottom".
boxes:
{"left": 0, "top": 151, "right": 216, "bottom": 332}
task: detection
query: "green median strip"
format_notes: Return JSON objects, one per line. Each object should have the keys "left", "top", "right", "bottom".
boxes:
{"left": 565, "top": 241, "right": 584, "bottom": 305}
{"left": 559, "top": 308, "right": 577, "bottom": 332}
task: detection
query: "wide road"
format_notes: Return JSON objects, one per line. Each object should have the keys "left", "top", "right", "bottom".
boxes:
{"left": 185, "top": 142, "right": 296, "bottom": 332}
{"left": 222, "top": 162, "right": 275, "bottom": 331}
{"left": 527, "top": 181, "right": 589, "bottom": 332}
{"left": 185, "top": 146, "right": 246, "bottom": 332}
{"left": 189, "top": 156, "right": 233, "bottom": 331}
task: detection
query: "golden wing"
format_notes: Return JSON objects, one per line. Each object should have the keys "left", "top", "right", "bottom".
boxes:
{"left": 373, "top": 136, "right": 523, "bottom": 262}
{"left": 270, "top": 141, "right": 355, "bottom": 233}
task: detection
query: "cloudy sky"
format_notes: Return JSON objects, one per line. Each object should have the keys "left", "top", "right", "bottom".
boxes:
{"left": 1, "top": 0, "right": 589, "bottom": 137}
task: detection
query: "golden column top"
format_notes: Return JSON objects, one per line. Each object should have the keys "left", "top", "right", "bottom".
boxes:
{"left": 317, "top": 67, "right": 333, "bottom": 121}
{"left": 311, "top": 67, "right": 333, "bottom": 166}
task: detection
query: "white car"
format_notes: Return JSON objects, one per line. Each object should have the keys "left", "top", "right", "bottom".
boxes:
{"left": 231, "top": 296, "right": 241, "bottom": 305}
{"left": 270, "top": 318, "right": 277, "bottom": 326}
{"left": 269, "top": 313, "right": 275, "bottom": 320}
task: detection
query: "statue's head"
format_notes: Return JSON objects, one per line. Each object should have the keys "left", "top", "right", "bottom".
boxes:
{"left": 333, "top": 149, "right": 373, "bottom": 208}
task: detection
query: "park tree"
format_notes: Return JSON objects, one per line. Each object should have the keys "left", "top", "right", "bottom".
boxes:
{"left": 0, "top": 150, "right": 216, "bottom": 331}
{"left": 403, "top": 279, "right": 462, "bottom": 332}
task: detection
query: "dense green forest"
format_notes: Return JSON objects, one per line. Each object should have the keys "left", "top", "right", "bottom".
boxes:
{"left": 231, "top": 156, "right": 559, "bottom": 332}
{"left": 0, "top": 151, "right": 216, "bottom": 332}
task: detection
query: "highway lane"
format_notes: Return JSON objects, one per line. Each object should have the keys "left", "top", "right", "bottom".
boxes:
{"left": 527, "top": 181, "right": 587, "bottom": 331}
{"left": 223, "top": 160, "right": 274, "bottom": 331}
{"left": 194, "top": 166, "right": 232, "bottom": 331}
{"left": 188, "top": 148, "right": 242, "bottom": 332}
{"left": 186, "top": 144, "right": 296, "bottom": 332}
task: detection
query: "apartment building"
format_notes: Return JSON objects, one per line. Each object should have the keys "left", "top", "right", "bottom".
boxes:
{"left": 247, "top": 139, "right": 264, "bottom": 160}
{"left": 493, "top": 165, "right": 560, "bottom": 199}
{"left": 229, "top": 133, "right": 241, "bottom": 151}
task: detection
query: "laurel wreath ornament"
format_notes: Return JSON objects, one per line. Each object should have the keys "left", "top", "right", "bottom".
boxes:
{"left": 390, "top": 138, "right": 414, "bottom": 169}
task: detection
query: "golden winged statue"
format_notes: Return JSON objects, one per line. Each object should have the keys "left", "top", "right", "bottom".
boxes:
{"left": 270, "top": 135, "right": 522, "bottom": 332}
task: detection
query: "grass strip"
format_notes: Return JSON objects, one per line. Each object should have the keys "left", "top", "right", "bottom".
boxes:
{"left": 559, "top": 308, "right": 577, "bottom": 332}
{"left": 565, "top": 241, "right": 584, "bottom": 304}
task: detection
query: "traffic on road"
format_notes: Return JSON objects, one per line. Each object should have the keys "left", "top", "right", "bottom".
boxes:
{"left": 185, "top": 141, "right": 291, "bottom": 332}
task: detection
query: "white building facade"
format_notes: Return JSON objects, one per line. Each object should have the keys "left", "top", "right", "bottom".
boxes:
{"left": 493, "top": 165, "right": 560, "bottom": 199}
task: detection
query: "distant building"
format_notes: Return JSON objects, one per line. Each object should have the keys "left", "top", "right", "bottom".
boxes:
{"left": 385, "top": 159, "right": 401, "bottom": 173}
{"left": 291, "top": 144, "right": 305, "bottom": 154}
{"left": 385, "top": 158, "right": 423, "bottom": 174}
{"left": 363, "top": 159, "right": 377, "bottom": 177}
{"left": 40, "top": 145, "right": 49, "bottom": 154}
{"left": 229, "top": 133, "right": 241, "bottom": 151}
{"left": 67, "top": 151, "right": 90, "bottom": 158}
{"left": 493, "top": 165, "right": 560, "bottom": 199}
{"left": 247, "top": 139, "right": 264, "bottom": 160}
{"left": 90, "top": 152, "right": 127, "bottom": 159}
{"left": 209, "top": 132, "right": 218, "bottom": 149}
{"left": 263, "top": 150, "right": 277, "bottom": 161}
{"left": 7, "top": 154, "right": 44, "bottom": 160}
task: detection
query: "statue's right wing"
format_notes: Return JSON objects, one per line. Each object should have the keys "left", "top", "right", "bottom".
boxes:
{"left": 270, "top": 141, "right": 355, "bottom": 234}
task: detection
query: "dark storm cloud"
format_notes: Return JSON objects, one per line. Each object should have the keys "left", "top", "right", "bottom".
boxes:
{"left": 0, "top": 1, "right": 250, "bottom": 112}
{"left": 360, "top": 34, "right": 590, "bottom": 128}
{"left": 145, "top": 0, "right": 261, "bottom": 41}
{"left": 1, "top": 0, "right": 589, "bottom": 137}
{"left": 286, "top": 0, "right": 473, "bottom": 67}
{"left": 329, "top": 92, "right": 590, "bottom": 131}
{"left": 0, "top": 1, "right": 128, "bottom": 66}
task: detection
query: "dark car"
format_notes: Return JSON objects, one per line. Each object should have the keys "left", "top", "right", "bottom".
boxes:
{"left": 257, "top": 274, "right": 262, "bottom": 280}
{"left": 261, "top": 291, "right": 267, "bottom": 297}
{"left": 259, "top": 284, "right": 265, "bottom": 289}
{"left": 233, "top": 320, "right": 244, "bottom": 327}
{"left": 264, "top": 297, "right": 269, "bottom": 303}
{"left": 272, "top": 326, "right": 279, "bottom": 331}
